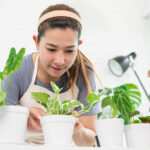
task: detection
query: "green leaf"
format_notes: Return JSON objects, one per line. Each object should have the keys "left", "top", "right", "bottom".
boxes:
{"left": 68, "top": 100, "right": 81, "bottom": 108}
{"left": 129, "top": 98, "right": 141, "bottom": 108}
{"left": 3, "top": 48, "right": 25, "bottom": 76}
{"left": 53, "top": 100, "right": 62, "bottom": 115}
{"left": 132, "top": 110, "right": 140, "bottom": 117}
{"left": 51, "top": 81, "right": 62, "bottom": 95}
{"left": 0, "top": 91, "right": 6, "bottom": 106}
{"left": 98, "top": 89, "right": 103, "bottom": 93}
{"left": 128, "top": 90, "right": 141, "bottom": 97}
{"left": 101, "top": 96, "right": 112, "bottom": 108}
{"left": 113, "top": 90, "right": 132, "bottom": 121}
{"left": 111, "top": 99, "right": 118, "bottom": 118}
{"left": 128, "top": 94, "right": 141, "bottom": 103}
{"left": 0, "top": 72, "right": 4, "bottom": 80}
{"left": 97, "top": 112, "right": 102, "bottom": 119}
{"left": 114, "top": 83, "right": 141, "bottom": 111}
{"left": 62, "top": 100, "right": 71, "bottom": 104}
{"left": 131, "top": 119, "right": 140, "bottom": 124}
{"left": 101, "top": 96, "right": 118, "bottom": 118}
{"left": 31, "top": 92, "right": 50, "bottom": 109}
{"left": 116, "top": 83, "right": 139, "bottom": 91}
{"left": 139, "top": 116, "right": 150, "bottom": 123}
{"left": 3, "top": 47, "right": 16, "bottom": 75}
{"left": 83, "top": 106, "right": 90, "bottom": 112}
{"left": 31, "top": 82, "right": 95, "bottom": 115}
{"left": 87, "top": 91, "right": 101, "bottom": 107}
{"left": 103, "top": 88, "right": 113, "bottom": 95}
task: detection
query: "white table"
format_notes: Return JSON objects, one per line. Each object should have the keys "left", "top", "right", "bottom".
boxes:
{"left": 0, "top": 144, "right": 149, "bottom": 150}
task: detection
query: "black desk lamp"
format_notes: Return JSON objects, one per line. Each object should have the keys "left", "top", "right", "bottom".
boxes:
{"left": 108, "top": 52, "right": 150, "bottom": 101}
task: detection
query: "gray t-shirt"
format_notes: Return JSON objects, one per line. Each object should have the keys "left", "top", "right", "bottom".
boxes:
{"left": 3, "top": 53, "right": 100, "bottom": 116}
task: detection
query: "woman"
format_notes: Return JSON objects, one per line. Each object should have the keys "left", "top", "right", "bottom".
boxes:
{"left": 3, "top": 4, "right": 103, "bottom": 146}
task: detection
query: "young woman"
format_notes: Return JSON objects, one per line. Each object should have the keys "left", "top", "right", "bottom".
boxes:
{"left": 3, "top": 4, "right": 103, "bottom": 146}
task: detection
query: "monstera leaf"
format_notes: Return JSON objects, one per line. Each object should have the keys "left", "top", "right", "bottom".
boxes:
{"left": 99, "top": 83, "right": 141, "bottom": 123}
{"left": 114, "top": 83, "right": 141, "bottom": 109}
{"left": 113, "top": 90, "right": 133, "bottom": 120}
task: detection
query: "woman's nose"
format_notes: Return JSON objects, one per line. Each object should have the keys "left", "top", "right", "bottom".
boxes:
{"left": 53, "top": 51, "right": 65, "bottom": 65}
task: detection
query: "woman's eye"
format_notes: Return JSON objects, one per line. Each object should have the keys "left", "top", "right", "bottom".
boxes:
{"left": 47, "top": 48, "right": 56, "bottom": 52}
{"left": 65, "top": 50, "right": 74, "bottom": 53}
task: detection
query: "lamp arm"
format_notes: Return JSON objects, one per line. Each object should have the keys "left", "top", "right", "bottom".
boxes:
{"left": 131, "top": 67, "right": 150, "bottom": 101}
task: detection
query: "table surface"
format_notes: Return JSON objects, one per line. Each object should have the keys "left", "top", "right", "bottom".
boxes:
{"left": 0, "top": 144, "right": 149, "bottom": 150}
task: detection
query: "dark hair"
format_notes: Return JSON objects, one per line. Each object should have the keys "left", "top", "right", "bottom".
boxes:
{"left": 37, "top": 4, "right": 82, "bottom": 43}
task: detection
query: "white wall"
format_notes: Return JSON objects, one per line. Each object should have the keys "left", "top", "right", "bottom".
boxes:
{"left": 0, "top": 0, "right": 150, "bottom": 115}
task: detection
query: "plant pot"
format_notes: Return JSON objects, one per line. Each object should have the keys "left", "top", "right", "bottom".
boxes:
{"left": 0, "top": 105, "right": 29, "bottom": 144}
{"left": 40, "top": 115, "right": 76, "bottom": 145}
{"left": 95, "top": 118, "right": 124, "bottom": 147}
{"left": 125, "top": 123, "right": 150, "bottom": 147}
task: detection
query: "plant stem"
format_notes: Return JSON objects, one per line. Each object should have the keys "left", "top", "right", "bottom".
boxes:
{"left": 1, "top": 79, "right": 3, "bottom": 91}
{"left": 6, "top": 74, "right": 12, "bottom": 94}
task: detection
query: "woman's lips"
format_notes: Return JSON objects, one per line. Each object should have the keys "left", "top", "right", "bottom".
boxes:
{"left": 51, "top": 66, "right": 62, "bottom": 71}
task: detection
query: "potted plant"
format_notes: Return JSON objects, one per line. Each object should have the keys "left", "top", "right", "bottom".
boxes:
{"left": 31, "top": 82, "right": 100, "bottom": 145}
{"left": 0, "top": 47, "right": 29, "bottom": 144}
{"left": 31, "top": 81, "right": 101, "bottom": 145}
{"left": 95, "top": 83, "right": 141, "bottom": 147}
{"left": 125, "top": 110, "right": 150, "bottom": 147}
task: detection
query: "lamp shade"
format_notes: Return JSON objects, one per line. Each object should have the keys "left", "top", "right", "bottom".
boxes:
{"left": 108, "top": 52, "right": 136, "bottom": 77}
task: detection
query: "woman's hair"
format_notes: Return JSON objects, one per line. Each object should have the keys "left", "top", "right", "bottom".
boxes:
{"left": 38, "top": 4, "right": 103, "bottom": 98}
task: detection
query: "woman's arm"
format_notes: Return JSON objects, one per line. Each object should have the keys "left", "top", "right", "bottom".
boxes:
{"left": 72, "top": 114, "right": 97, "bottom": 147}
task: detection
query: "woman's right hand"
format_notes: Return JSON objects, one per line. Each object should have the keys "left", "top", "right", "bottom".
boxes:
{"left": 27, "top": 106, "right": 46, "bottom": 131}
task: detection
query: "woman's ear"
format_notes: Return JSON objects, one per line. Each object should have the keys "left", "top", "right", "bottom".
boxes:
{"left": 79, "top": 40, "right": 83, "bottom": 45}
{"left": 33, "top": 35, "right": 39, "bottom": 49}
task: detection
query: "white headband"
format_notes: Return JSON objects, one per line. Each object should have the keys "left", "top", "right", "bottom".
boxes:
{"left": 38, "top": 10, "right": 82, "bottom": 27}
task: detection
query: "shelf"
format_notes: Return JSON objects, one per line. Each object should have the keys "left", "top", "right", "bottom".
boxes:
{"left": 0, "top": 144, "right": 149, "bottom": 150}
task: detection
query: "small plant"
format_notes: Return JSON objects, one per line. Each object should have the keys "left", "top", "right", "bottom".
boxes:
{"left": 0, "top": 47, "right": 25, "bottom": 106}
{"left": 131, "top": 110, "right": 150, "bottom": 124}
{"left": 98, "top": 83, "right": 141, "bottom": 124}
{"left": 31, "top": 82, "right": 101, "bottom": 116}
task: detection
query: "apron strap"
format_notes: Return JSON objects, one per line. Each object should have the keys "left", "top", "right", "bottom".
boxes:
{"left": 30, "top": 54, "right": 39, "bottom": 85}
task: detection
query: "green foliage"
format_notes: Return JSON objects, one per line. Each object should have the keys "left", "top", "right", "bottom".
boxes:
{"left": 131, "top": 110, "right": 150, "bottom": 124}
{"left": 0, "top": 47, "right": 25, "bottom": 105}
{"left": 131, "top": 119, "right": 140, "bottom": 123}
{"left": 31, "top": 82, "right": 101, "bottom": 116}
{"left": 98, "top": 83, "right": 141, "bottom": 124}
{"left": 139, "top": 116, "right": 150, "bottom": 123}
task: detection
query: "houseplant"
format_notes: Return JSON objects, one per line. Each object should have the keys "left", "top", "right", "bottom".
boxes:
{"left": 125, "top": 110, "right": 150, "bottom": 147}
{"left": 0, "top": 47, "right": 29, "bottom": 144}
{"left": 31, "top": 82, "right": 101, "bottom": 145}
{"left": 95, "top": 83, "right": 141, "bottom": 147}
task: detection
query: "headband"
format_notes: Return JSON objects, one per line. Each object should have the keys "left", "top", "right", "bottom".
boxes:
{"left": 38, "top": 10, "right": 82, "bottom": 27}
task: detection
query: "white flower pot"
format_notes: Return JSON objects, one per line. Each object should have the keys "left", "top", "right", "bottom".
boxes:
{"left": 125, "top": 123, "right": 150, "bottom": 147}
{"left": 95, "top": 118, "right": 124, "bottom": 147}
{"left": 40, "top": 115, "right": 76, "bottom": 145}
{"left": 0, "top": 105, "right": 29, "bottom": 144}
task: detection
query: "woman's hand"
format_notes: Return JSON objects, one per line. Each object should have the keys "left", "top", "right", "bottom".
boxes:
{"left": 73, "top": 117, "right": 83, "bottom": 133}
{"left": 71, "top": 111, "right": 83, "bottom": 133}
{"left": 27, "top": 106, "right": 46, "bottom": 131}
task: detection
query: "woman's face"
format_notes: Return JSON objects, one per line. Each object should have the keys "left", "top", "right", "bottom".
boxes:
{"left": 37, "top": 28, "right": 78, "bottom": 82}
